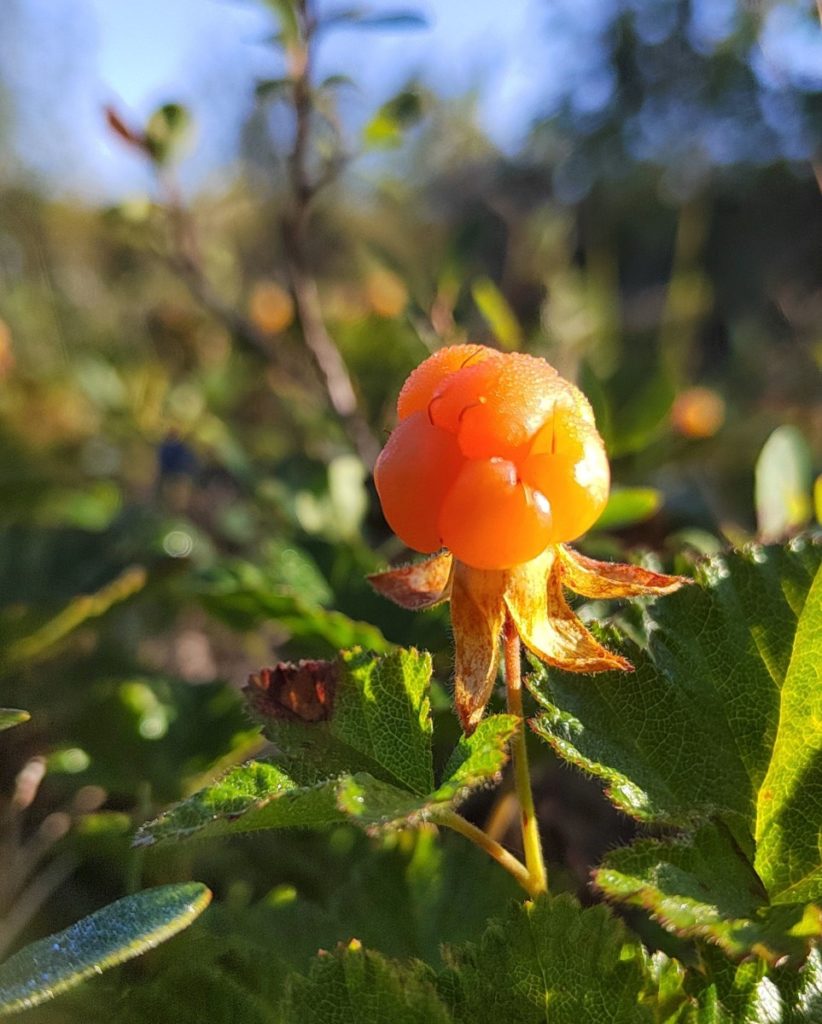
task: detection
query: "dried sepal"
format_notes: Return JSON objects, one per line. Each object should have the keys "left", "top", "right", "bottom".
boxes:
{"left": 451, "top": 562, "right": 507, "bottom": 734}
{"left": 557, "top": 545, "right": 690, "bottom": 599}
{"left": 367, "top": 551, "right": 454, "bottom": 610}
{"left": 244, "top": 661, "right": 337, "bottom": 723}
{"left": 504, "top": 549, "right": 633, "bottom": 674}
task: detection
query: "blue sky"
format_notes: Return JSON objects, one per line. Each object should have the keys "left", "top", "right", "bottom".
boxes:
{"left": 4, "top": 0, "right": 554, "bottom": 199}
{"left": 2, "top": 0, "right": 821, "bottom": 201}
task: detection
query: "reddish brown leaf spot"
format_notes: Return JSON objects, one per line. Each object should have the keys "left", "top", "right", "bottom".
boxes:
{"left": 244, "top": 661, "right": 337, "bottom": 723}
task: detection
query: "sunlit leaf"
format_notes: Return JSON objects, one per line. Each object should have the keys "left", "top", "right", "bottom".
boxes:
{"left": 136, "top": 650, "right": 515, "bottom": 845}
{"left": 471, "top": 278, "right": 521, "bottom": 350}
{"left": 363, "top": 90, "right": 424, "bottom": 149}
{"left": 593, "top": 487, "right": 663, "bottom": 531}
{"left": 755, "top": 425, "right": 813, "bottom": 543}
{"left": 532, "top": 540, "right": 822, "bottom": 962}
{"left": 145, "top": 103, "right": 192, "bottom": 167}
{"left": 0, "top": 884, "right": 211, "bottom": 1017}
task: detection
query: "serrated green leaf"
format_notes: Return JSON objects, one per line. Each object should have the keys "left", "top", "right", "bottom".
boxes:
{"left": 532, "top": 541, "right": 822, "bottom": 960}
{"left": 283, "top": 944, "right": 449, "bottom": 1024}
{"left": 596, "top": 824, "right": 822, "bottom": 965}
{"left": 138, "top": 655, "right": 514, "bottom": 845}
{"left": 336, "top": 715, "right": 518, "bottom": 828}
{"left": 755, "top": 558, "right": 822, "bottom": 903}
{"left": 0, "top": 883, "right": 211, "bottom": 1017}
{"left": 0, "top": 709, "right": 29, "bottom": 732}
{"left": 333, "top": 648, "right": 434, "bottom": 795}
{"left": 436, "top": 714, "right": 519, "bottom": 797}
{"left": 532, "top": 542, "right": 820, "bottom": 832}
{"left": 253, "top": 648, "right": 433, "bottom": 796}
{"left": 441, "top": 894, "right": 654, "bottom": 1023}
{"left": 134, "top": 762, "right": 346, "bottom": 846}
{"left": 756, "top": 426, "right": 813, "bottom": 543}
{"left": 685, "top": 950, "right": 777, "bottom": 1024}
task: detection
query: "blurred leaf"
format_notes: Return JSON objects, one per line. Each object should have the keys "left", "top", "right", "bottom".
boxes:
{"left": 195, "top": 561, "right": 388, "bottom": 655}
{"left": 755, "top": 426, "right": 813, "bottom": 543}
{"left": 594, "top": 487, "right": 663, "bottom": 531}
{"left": 608, "top": 360, "right": 676, "bottom": 457}
{"left": 319, "top": 9, "right": 427, "bottom": 32}
{"left": 471, "top": 278, "right": 521, "bottom": 350}
{"left": 145, "top": 103, "right": 192, "bottom": 167}
{"left": 337, "top": 715, "right": 518, "bottom": 828}
{"left": 815, "top": 475, "right": 822, "bottom": 527}
{"left": 0, "top": 709, "right": 29, "bottom": 732}
{"left": 255, "top": 77, "right": 294, "bottom": 102}
{"left": 263, "top": 0, "right": 301, "bottom": 46}
{"left": 320, "top": 74, "right": 357, "bottom": 91}
{"left": 6, "top": 565, "right": 147, "bottom": 666}
{"left": 363, "top": 90, "right": 424, "bottom": 149}
{"left": 0, "top": 884, "right": 211, "bottom": 1017}
{"left": 532, "top": 541, "right": 822, "bottom": 962}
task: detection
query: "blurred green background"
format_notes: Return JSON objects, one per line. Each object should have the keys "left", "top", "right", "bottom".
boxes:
{"left": 0, "top": 0, "right": 820, "bottom": 1009}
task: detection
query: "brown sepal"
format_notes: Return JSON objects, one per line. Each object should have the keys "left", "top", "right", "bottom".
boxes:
{"left": 367, "top": 551, "right": 453, "bottom": 611}
{"left": 558, "top": 545, "right": 691, "bottom": 599}
{"left": 450, "top": 562, "right": 507, "bottom": 735}
{"left": 244, "top": 660, "right": 337, "bottom": 723}
{"left": 504, "top": 549, "right": 634, "bottom": 674}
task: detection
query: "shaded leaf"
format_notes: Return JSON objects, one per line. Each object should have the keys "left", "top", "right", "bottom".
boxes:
{"left": 441, "top": 894, "right": 654, "bottom": 1023}
{"left": 596, "top": 824, "right": 822, "bottom": 965}
{"left": 0, "top": 884, "right": 211, "bottom": 1017}
{"left": 255, "top": 77, "right": 294, "bottom": 101}
{"left": 7, "top": 565, "right": 147, "bottom": 666}
{"left": 283, "top": 943, "right": 448, "bottom": 1024}
{"left": 0, "top": 709, "right": 29, "bottom": 732}
{"left": 319, "top": 9, "right": 428, "bottom": 32}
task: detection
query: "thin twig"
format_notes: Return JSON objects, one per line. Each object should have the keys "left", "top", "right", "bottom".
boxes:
{"left": 281, "top": 0, "right": 380, "bottom": 468}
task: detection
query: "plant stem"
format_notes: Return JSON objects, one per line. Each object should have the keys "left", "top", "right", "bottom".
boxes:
{"left": 504, "top": 612, "right": 548, "bottom": 894}
{"left": 435, "top": 809, "right": 541, "bottom": 898}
